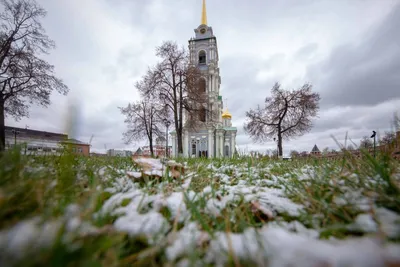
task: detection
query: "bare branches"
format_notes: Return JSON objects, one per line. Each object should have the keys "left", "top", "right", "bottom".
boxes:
{"left": 379, "top": 131, "right": 396, "bottom": 146}
{"left": 360, "top": 136, "right": 373, "bottom": 148}
{"left": 136, "top": 41, "right": 211, "bottom": 154}
{"left": 244, "top": 82, "right": 320, "bottom": 156}
{"left": 119, "top": 99, "right": 164, "bottom": 157}
{"left": 0, "top": 0, "right": 68, "bottom": 150}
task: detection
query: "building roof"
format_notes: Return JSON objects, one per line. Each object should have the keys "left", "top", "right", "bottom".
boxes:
{"left": 61, "top": 138, "right": 90, "bottom": 146}
{"left": 5, "top": 126, "right": 67, "bottom": 141}
{"left": 223, "top": 127, "right": 237, "bottom": 131}
{"left": 311, "top": 144, "right": 320, "bottom": 153}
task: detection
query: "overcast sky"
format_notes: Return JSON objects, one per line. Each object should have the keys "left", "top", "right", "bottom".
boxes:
{"left": 5, "top": 0, "right": 400, "bottom": 155}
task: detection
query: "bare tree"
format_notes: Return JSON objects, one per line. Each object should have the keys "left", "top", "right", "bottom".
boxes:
{"left": 322, "top": 147, "right": 330, "bottom": 155}
{"left": 0, "top": 0, "right": 68, "bottom": 150}
{"left": 244, "top": 82, "right": 320, "bottom": 156}
{"left": 290, "top": 150, "right": 299, "bottom": 158}
{"left": 379, "top": 131, "right": 396, "bottom": 146}
{"left": 138, "top": 41, "right": 210, "bottom": 155}
{"left": 393, "top": 113, "right": 399, "bottom": 132}
{"left": 360, "top": 136, "right": 373, "bottom": 149}
{"left": 119, "top": 99, "right": 163, "bottom": 157}
{"left": 346, "top": 144, "right": 355, "bottom": 151}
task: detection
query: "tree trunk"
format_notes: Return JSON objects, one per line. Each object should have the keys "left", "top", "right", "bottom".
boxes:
{"left": 0, "top": 97, "right": 5, "bottom": 152}
{"left": 177, "top": 128, "right": 183, "bottom": 156}
{"left": 177, "top": 74, "right": 184, "bottom": 154}
{"left": 149, "top": 137, "right": 154, "bottom": 157}
{"left": 278, "top": 129, "right": 283, "bottom": 157}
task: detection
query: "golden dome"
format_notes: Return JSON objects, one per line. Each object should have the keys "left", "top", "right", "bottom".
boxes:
{"left": 222, "top": 109, "right": 232, "bottom": 119}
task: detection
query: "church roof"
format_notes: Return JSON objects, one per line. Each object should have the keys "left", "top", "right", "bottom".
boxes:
{"left": 311, "top": 144, "right": 320, "bottom": 153}
{"left": 223, "top": 127, "right": 237, "bottom": 131}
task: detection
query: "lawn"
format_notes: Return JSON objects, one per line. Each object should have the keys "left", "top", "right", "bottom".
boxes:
{"left": 0, "top": 147, "right": 399, "bottom": 267}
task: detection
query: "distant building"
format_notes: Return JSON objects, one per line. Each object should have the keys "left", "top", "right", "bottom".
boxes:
{"left": 106, "top": 149, "right": 132, "bottom": 157}
{"left": 141, "top": 145, "right": 172, "bottom": 157}
{"left": 133, "top": 147, "right": 143, "bottom": 156}
{"left": 90, "top": 152, "right": 107, "bottom": 157}
{"left": 310, "top": 144, "right": 321, "bottom": 155}
{"left": 62, "top": 139, "right": 91, "bottom": 156}
{"left": 5, "top": 126, "right": 90, "bottom": 156}
{"left": 156, "top": 136, "right": 166, "bottom": 146}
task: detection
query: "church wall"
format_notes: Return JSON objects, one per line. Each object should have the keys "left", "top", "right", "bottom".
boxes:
{"left": 187, "top": 131, "right": 210, "bottom": 157}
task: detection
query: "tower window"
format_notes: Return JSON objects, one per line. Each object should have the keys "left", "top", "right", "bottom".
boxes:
{"left": 198, "top": 78, "right": 206, "bottom": 93}
{"left": 199, "top": 107, "right": 206, "bottom": 122}
{"left": 199, "top": 50, "right": 206, "bottom": 64}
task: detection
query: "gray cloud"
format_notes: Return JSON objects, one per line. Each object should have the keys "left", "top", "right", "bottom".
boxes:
{"left": 307, "top": 3, "right": 400, "bottom": 107}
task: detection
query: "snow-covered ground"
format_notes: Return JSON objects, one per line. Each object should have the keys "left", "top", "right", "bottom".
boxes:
{"left": 1, "top": 158, "right": 400, "bottom": 266}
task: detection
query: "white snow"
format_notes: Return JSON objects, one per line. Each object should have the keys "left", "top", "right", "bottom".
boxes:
{"left": 114, "top": 211, "right": 170, "bottom": 243}
{"left": 126, "top": 171, "right": 142, "bottom": 178}
{"left": 134, "top": 157, "right": 164, "bottom": 171}
{"left": 165, "top": 222, "right": 209, "bottom": 261}
{"left": 376, "top": 207, "right": 400, "bottom": 238}
{"left": 205, "top": 225, "right": 400, "bottom": 267}
{"left": 153, "top": 192, "right": 189, "bottom": 222}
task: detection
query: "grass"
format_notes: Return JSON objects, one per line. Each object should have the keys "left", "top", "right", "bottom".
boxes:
{"left": 0, "top": 145, "right": 399, "bottom": 266}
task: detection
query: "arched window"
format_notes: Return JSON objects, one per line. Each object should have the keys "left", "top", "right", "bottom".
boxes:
{"left": 198, "top": 78, "right": 206, "bottom": 93}
{"left": 191, "top": 140, "right": 197, "bottom": 156}
{"left": 199, "top": 107, "right": 206, "bottom": 122}
{"left": 198, "top": 50, "right": 206, "bottom": 64}
{"left": 225, "top": 145, "right": 230, "bottom": 157}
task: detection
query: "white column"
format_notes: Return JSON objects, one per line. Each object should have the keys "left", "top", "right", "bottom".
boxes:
{"left": 231, "top": 132, "right": 235, "bottom": 158}
{"left": 214, "top": 75, "right": 218, "bottom": 94}
{"left": 219, "top": 133, "right": 223, "bottom": 158}
{"left": 208, "top": 129, "right": 213, "bottom": 158}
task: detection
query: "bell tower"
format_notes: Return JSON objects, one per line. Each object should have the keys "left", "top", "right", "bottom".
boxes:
{"left": 172, "top": 0, "right": 236, "bottom": 159}
{"left": 188, "top": 0, "right": 223, "bottom": 124}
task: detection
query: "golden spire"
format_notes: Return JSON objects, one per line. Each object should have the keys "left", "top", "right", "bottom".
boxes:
{"left": 201, "top": 0, "right": 207, "bottom": 25}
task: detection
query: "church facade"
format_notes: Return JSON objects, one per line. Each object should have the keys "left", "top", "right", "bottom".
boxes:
{"left": 170, "top": 0, "right": 237, "bottom": 158}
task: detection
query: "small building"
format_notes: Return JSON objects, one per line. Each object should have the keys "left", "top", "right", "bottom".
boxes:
{"left": 141, "top": 145, "right": 172, "bottom": 157}
{"left": 106, "top": 149, "right": 132, "bottom": 157}
{"left": 310, "top": 144, "right": 321, "bottom": 155}
{"left": 133, "top": 147, "right": 143, "bottom": 156}
{"left": 62, "top": 139, "right": 91, "bottom": 156}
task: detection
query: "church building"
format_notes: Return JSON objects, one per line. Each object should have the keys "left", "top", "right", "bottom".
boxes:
{"left": 170, "top": 0, "right": 237, "bottom": 158}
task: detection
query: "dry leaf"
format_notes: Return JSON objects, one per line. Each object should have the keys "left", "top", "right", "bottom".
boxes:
{"left": 250, "top": 200, "right": 274, "bottom": 221}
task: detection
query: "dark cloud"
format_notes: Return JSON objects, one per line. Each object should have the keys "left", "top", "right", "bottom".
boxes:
{"left": 307, "top": 3, "right": 400, "bottom": 107}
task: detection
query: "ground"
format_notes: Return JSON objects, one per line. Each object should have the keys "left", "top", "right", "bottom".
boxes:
{"left": 0, "top": 147, "right": 400, "bottom": 266}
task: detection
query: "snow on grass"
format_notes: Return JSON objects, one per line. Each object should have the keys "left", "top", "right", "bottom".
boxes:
{"left": 0, "top": 218, "right": 61, "bottom": 261}
{"left": 2, "top": 151, "right": 399, "bottom": 266}
{"left": 165, "top": 222, "right": 210, "bottom": 261}
{"left": 114, "top": 211, "right": 170, "bottom": 243}
{"left": 205, "top": 225, "right": 400, "bottom": 267}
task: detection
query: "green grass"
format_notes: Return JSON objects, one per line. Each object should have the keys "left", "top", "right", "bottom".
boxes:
{"left": 0, "top": 145, "right": 399, "bottom": 266}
